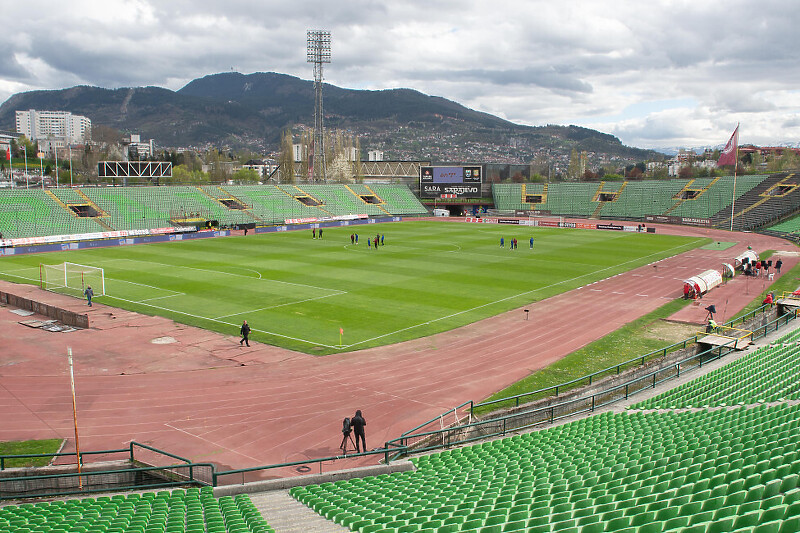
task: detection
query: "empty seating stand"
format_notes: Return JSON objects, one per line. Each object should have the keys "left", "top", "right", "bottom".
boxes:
{"left": 0, "top": 487, "right": 274, "bottom": 533}
{"left": 292, "top": 325, "right": 800, "bottom": 533}
{"left": 0, "top": 185, "right": 427, "bottom": 239}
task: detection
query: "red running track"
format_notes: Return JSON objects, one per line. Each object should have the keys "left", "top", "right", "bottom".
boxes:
{"left": 0, "top": 222, "right": 796, "bottom": 479}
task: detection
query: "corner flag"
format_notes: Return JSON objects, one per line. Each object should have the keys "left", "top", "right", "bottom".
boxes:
{"left": 718, "top": 125, "right": 739, "bottom": 167}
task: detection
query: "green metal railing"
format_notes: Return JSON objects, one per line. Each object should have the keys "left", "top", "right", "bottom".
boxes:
{"left": 0, "top": 442, "right": 215, "bottom": 500}
{"left": 212, "top": 447, "right": 403, "bottom": 486}
{"left": 386, "top": 307, "right": 797, "bottom": 458}
{"left": 386, "top": 338, "right": 741, "bottom": 457}
{"left": 400, "top": 303, "right": 779, "bottom": 446}
{"left": 0, "top": 441, "right": 192, "bottom": 471}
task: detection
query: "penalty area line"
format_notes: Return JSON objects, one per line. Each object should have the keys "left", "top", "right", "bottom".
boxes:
{"left": 212, "top": 291, "right": 347, "bottom": 320}
{"left": 101, "top": 294, "right": 345, "bottom": 349}
{"left": 108, "top": 258, "right": 340, "bottom": 294}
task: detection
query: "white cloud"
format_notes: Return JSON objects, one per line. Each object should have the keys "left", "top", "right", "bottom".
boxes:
{"left": 1, "top": 0, "right": 798, "bottom": 149}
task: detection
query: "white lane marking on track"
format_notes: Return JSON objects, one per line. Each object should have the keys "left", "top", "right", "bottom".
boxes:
{"left": 163, "top": 423, "right": 262, "bottom": 462}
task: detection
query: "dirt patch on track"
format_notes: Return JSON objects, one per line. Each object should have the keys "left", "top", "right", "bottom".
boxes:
{"left": 643, "top": 320, "right": 701, "bottom": 343}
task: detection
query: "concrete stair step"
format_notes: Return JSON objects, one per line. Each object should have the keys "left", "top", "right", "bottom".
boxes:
{"left": 248, "top": 490, "right": 350, "bottom": 533}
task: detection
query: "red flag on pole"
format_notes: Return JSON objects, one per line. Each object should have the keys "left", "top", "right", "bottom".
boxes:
{"left": 339, "top": 327, "right": 343, "bottom": 335}
{"left": 5, "top": 147, "right": 9, "bottom": 161}
{"left": 717, "top": 124, "right": 739, "bottom": 167}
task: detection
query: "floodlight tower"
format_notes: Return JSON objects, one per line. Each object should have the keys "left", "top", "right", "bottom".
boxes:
{"left": 307, "top": 30, "right": 331, "bottom": 182}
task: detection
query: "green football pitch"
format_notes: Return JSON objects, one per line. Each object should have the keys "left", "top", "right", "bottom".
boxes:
{"left": 0, "top": 221, "right": 706, "bottom": 354}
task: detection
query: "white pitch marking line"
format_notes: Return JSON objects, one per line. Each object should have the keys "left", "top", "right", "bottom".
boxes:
{"left": 101, "top": 294, "right": 344, "bottom": 349}
{"left": 102, "top": 258, "right": 338, "bottom": 294}
{"left": 346, "top": 238, "right": 707, "bottom": 348}
{"left": 140, "top": 293, "right": 185, "bottom": 302}
{"left": 212, "top": 292, "right": 345, "bottom": 320}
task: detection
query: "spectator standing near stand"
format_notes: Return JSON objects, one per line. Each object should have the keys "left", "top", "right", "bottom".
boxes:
{"left": 351, "top": 410, "right": 367, "bottom": 453}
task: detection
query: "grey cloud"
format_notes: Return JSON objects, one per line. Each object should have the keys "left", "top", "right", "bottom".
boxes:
{"left": 783, "top": 117, "right": 800, "bottom": 129}
{"left": 0, "top": 43, "right": 31, "bottom": 81}
{"left": 402, "top": 67, "right": 593, "bottom": 94}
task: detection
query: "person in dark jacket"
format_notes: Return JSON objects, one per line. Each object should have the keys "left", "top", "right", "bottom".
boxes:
{"left": 351, "top": 410, "right": 367, "bottom": 452}
{"left": 84, "top": 286, "right": 93, "bottom": 307}
{"left": 240, "top": 320, "right": 250, "bottom": 347}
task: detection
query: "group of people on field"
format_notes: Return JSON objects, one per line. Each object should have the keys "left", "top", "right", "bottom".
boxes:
{"left": 350, "top": 232, "right": 385, "bottom": 248}
{"left": 500, "top": 237, "right": 534, "bottom": 249}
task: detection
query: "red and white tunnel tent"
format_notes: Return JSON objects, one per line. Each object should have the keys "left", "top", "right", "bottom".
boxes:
{"left": 684, "top": 269, "right": 724, "bottom": 297}
{"left": 722, "top": 263, "right": 735, "bottom": 279}
{"left": 733, "top": 250, "right": 759, "bottom": 270}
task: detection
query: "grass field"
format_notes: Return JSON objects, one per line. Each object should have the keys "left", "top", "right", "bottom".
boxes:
{"left": 0, "top": 221, "right": 706, "bottom": 354}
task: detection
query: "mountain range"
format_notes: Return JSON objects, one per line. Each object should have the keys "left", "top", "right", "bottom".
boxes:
{"left": 0, "top": 72, "right": 661, "bottom": 164}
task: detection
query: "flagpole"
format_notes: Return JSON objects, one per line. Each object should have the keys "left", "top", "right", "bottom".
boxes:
{"left": 729, "top": 124, "right": 740, "bottom": 232}
{"left": 68, "top": 348, "right": 83, "bottom": 490}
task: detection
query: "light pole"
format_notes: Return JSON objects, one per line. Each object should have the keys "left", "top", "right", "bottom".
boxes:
{"left": 23, "top": 144, "right": 28, "bottom": 188}
{"left": 69, "top": 145, "right": 73, "bottom": 187}
{"left": 307, "top": 29, "right": 331, "bottom": 183}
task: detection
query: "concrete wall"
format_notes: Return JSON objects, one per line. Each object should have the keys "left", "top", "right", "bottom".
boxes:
{"left": 0, "top": 290, "right": 89, "bottom": 328}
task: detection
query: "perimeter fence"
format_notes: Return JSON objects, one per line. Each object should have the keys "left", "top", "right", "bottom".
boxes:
{"left": 386, "top": 304, "right": 797, "bottom": 460}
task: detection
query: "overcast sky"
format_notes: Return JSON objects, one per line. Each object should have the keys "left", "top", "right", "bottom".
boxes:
{"left": 2, "top": 0, "right": 798, "bottom": 150}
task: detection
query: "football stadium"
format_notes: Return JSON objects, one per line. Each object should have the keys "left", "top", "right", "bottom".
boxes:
{"left": 3, "top": 172, "right": 800, "bottom": 533}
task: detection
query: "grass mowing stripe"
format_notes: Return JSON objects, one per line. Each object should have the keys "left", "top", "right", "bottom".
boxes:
{"left": 346, "top": 238, "right": 706, "bottom": 348}
{"left": 0, "top": 221, "right": 708, "bottom": 354}
{"left": 102, "top": 293, "right": 345, "bottom": 349}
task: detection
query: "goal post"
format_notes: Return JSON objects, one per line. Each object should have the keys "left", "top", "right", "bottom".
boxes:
{"left": 40, "top": 262, "right": 106, "bottom": 297}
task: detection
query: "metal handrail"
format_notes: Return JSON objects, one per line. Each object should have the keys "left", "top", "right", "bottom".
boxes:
{"left": 0, "top": 462, "right": 216, "bottom": 501}
{"left": 387, "top": 337, "right": 742, "bottom": 454}
{"left": 212, "top": 446, "right": 405, "bottom": 485}
{"left": 389, "top": 309, "right": 796, "bottom": 458}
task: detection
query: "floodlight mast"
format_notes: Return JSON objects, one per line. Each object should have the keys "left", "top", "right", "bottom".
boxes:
{"left": 307, "top": 30, "right": 331, "bottom": 182}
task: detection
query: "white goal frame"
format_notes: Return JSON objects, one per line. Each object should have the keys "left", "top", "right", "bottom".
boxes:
{"left": 40, "top": 262, "right": 106, "bottom": 296}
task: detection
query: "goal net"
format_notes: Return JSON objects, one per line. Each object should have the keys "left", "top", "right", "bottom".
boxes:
{"left": 40, "top": 262, "right": 106, "bottom": 297}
